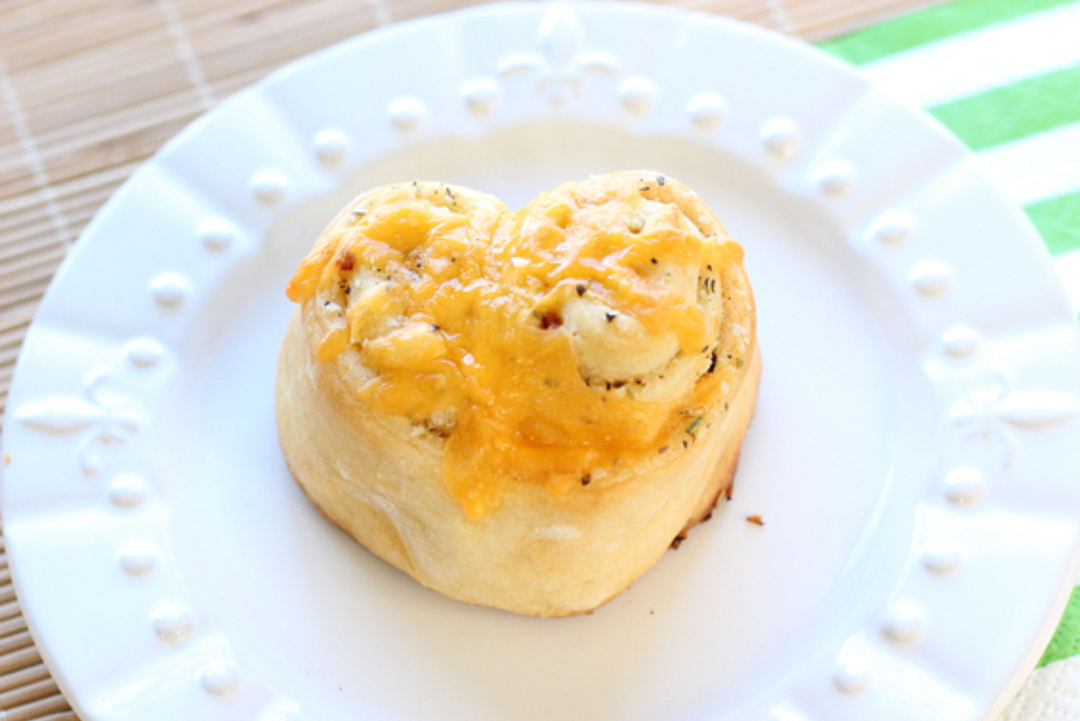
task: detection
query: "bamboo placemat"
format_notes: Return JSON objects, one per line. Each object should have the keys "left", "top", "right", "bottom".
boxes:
{"left": 0, "top": 0, "right": 946, "bottom": 718}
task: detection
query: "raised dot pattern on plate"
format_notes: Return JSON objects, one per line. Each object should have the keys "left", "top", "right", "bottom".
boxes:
{"left": 760, "top": 118, "right": 801, "bottom": 158}
{"left": 941, "top": 326, "right": 981, "bottom": 360}
{"left": 461, "top": 77, "right": 501, "bottom": 116}
{"left": 151, "top": 602, "right": 195, "bottom": 644}
{"left": 108, "top": 473, "right": 147, "bottom": 508}
{"left": 124, "top": 337, "right": 165, "bottom": 368}
{"left": 909, "top": 259, "right": 954, "bottom": 298}
{"left": 314, "top": 128, "right": 351, "bottom": 168}
{"left": 149, "top": 272, "right": 189, "bottom": 308}
{"left": 923, "top": 539, "right": 966, "bottom": 575}
{"left": 867, "top": 208, "right": 915, "bottom": 246}
{"left": 813, "top": 159, "right": 855, "bottom": 197}
{"left": 833, "top": 661, "right": 871, "bottom": 695}
{"left": 117, "top": 540, "right": 158, "bottom": 576}
{"left": 882, "top": 600, "right": 926, "bottom": 648}
{"left": 618, "top": 76, "right": 656, "bottom": 115}
{"left": 250, "top": 169, "right": 289, "bottom": 206}
{"left": 388, "top": 97, "right": 425, "bottom": 131}
{"left": 197, "top": 218, "right": 238, "bottom": 253}
{"left": 686, "top": 91, "right": 727, "bottom": 130}
{"left": 943, "top": 465, "right": 986, "bottom": 506}
{"left": 198, "top": 660, "right": 240, "bottom": 696}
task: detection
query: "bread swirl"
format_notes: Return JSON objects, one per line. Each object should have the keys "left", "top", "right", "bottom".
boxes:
{"left": 276, "top": 172, "right": 760, "bottom": 616}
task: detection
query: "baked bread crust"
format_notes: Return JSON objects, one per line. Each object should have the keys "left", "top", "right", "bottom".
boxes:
{"left": 276, "top": 173, "right": 760, "bottom": 616}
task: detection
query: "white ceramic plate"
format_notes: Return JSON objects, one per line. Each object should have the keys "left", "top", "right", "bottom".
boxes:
{"left": 5, "top": 3, "right": 1080, "bottom": 720}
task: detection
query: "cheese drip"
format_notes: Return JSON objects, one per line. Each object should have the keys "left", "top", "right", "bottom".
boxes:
{"left": 286, "top": 177, "right": 744, "bottom": 520}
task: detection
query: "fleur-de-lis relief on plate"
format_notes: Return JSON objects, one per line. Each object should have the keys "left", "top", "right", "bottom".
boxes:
{"left": 497, "top": 2, "right": 619, "bottom": 106}
{"left": 14, "top": 367, "right": 144, "bottom": 475}
{"left": 949, "top": 368, "right": 1078, "bottom": 467}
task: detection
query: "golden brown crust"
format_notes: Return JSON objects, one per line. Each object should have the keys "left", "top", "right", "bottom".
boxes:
{"left": 276, "top": 173, "right": 760, "bottom": 616}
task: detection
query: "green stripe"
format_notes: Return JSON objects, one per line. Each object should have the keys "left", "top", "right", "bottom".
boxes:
{"left": 1026, "top": 190, "right": 1080, "bottom": 256}
{"left": 927, "top": 63, "right": 1080, "bottom": 151}
{"left": 1039, "top": 585, "right": 1080, "bottom": 667}
{"left": 818, "top": 0, "right": 1079, "bottom": 66}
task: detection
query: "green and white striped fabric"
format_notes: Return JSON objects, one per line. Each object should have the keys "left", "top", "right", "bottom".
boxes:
{"left": 820, "top": 1, "right": 1080, "bottom": 717}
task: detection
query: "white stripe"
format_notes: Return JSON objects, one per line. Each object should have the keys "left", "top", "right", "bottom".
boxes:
{"left": 976, "top": 122, "right": 1080, "bottom": 206}
{"left": 1053, "top": 248, "right": 1080, "bottom": 315}
{"left": 860, "top": 1, "right": 1080, "bottom": 108}
{"left": 1000, "top": 654, "right": 1080, "bottom": 720}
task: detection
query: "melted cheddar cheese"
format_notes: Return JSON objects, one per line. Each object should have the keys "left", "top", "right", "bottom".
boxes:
{"left": 286, "top": 175, "right": 747, "bottom": 521}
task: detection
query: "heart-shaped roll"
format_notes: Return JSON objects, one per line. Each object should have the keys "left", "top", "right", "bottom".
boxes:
{"left": 276, "top": 172, "right": 760, "bottom": 616}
